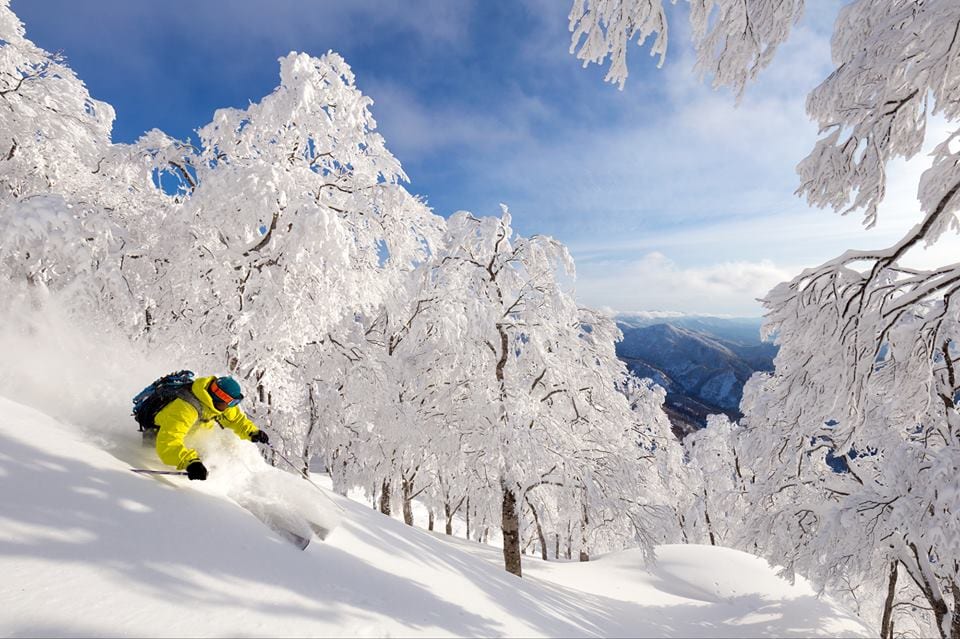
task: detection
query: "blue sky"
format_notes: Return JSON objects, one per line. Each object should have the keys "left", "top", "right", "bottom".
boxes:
{"left": 12, "top": 0, "right": 940, "bottom": 315}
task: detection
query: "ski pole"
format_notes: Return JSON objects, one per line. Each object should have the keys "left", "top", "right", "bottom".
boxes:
{"left": 266, "top": 444, "right": 321, "bottom": 489}
{"left": 264, "top": 443, "right": 344, "bottom": 513}
{"left": 131, "top": 468, "right": 188, "bottom": 476}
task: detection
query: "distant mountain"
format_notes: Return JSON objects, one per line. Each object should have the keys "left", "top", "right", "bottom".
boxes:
{"left": 615, "top": 314, "right": 778, "bottom": 437}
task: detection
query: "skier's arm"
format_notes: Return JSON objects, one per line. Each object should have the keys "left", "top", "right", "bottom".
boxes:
{"left": 154, "top": 399, "right": 201, "bottom": 470}
{"left": 218, "top": 405, "right": 260, "bottom": 441}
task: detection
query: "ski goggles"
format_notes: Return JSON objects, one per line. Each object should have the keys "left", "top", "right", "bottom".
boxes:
{"left": 209, "top": 380, "right": 241, "bottom": 407}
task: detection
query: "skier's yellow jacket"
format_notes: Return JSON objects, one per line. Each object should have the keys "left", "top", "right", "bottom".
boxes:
{"left": 154, "top": 375, "right": 260, "bottom": 469}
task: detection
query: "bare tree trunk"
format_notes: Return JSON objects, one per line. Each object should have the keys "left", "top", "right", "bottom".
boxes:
{"left": 522, "top": 532, "right": 535, "bottom": 554}
{"left": 881, "top": 561, "right": 898, "bottom": 639}
{"left": 401, "top": 477, "right": 414, "bottom": 526}
{"left": 501, "top": 483, "right": 522, "bottom": 577}
{"left": 337, "top": 454, "right": 348, "bottom": 497}
{"left": 934, "top": 600, "right": 950, "bottom": 639}
{"left": 428, "top": 509, "right": 434, "bottom": 532}
{"left": 579, "top": 489, "right": 589, "bottom": 562}
{"left": 444, "top": 496, "right": 465, "bottom": 536}
{"left": 301, "top": 384, "right": 319, "bottom": 476}
{"left": 445, "top": 501, "right": 454, "bottom": 535}
{"left": 379, "top": 479, "right": 391, "bottom": 517}
{"left": 328, "top": 448, "right": 349, "bottom": 497}
{"left": 703, "top": 489, "right": 716, "bottom": 546}
{"left": 525, "top": 494, "right": 548, "bottom": 561}
{"left": 905, "top": 541, "right": 950, "bottom": 639}
{"left": 951, "top": 577, "right": 960, "bottom": 639}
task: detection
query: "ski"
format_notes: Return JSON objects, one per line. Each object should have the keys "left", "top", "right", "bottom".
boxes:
{"left": 272, "top": 527, "right": 311, "bottom": 550}
{"left": 131, "top": 461, "right": 336, "bottom": 549}
{"left": 130, "top": 468, "right": 188, "bottom": 476}
{"left": 130, "top": 468, "right": 312, "bottom": 550}
{"left": 309, "top": 521, "right": 333, "bottom": 541}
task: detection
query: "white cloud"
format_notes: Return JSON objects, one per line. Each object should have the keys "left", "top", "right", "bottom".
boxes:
{"left": 470, "top": 7, "right": 844, "bottom": 245}
{"left": 567, "top": 114, "right": 960, "bottom": 315}
{"left": 575, "top": 252, "right": 794, "bottom": 316}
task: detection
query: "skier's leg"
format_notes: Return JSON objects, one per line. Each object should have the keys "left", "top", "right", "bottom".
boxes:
{"left": 141, "top": 427, "right": 158, "bottom": 448}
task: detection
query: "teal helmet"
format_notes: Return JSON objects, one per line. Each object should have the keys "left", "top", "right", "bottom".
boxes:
{"left": 210, "top": 376, "right": 244, "bottom": 406}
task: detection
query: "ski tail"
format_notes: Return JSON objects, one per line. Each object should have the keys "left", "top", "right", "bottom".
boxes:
{"left": 131, "top": 468, "right": 188, "bottom": 476}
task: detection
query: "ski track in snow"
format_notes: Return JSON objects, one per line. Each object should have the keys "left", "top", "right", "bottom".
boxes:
{"left": 0, "top": 397, "right": 873, "bottom": 638}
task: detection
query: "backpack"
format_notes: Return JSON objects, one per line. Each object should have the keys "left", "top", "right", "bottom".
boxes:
{"left": 132, "top": 370, "right": 198, "bottom": 432}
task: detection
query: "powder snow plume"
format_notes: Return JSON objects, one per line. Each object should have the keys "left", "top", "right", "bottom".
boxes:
{"left": 0, "top": 288, "right": 178, "bottom": 445}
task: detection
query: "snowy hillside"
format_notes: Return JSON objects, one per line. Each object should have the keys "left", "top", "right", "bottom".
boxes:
{"left": 0, "top": 396, "right": 872, "bottom": 638}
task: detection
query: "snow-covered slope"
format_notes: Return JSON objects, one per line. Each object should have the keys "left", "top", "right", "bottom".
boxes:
{"left": 0, "top": 397, "right": 872, "bottom": 638}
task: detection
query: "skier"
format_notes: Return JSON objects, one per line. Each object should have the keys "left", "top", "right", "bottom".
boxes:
{"left": 148, "top": 375, "right": 270, "bottom": 481}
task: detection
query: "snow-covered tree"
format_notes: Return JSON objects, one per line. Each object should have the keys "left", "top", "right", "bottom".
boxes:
{"left": 0, "top": 0, "right": 115, "bottom": 203}
{"left": 682, "top": 413, "right": 751, "bottom": 547}
{"left": 568, "top": 0, "right": 802, "bottom": 93}
{"left": 0, "top": 1, "right": 175, "bottom": 335}
{"left": 748, "top": 2, "right": 960, "bottom": 635}
{"left": 155, "top": 51, "right": 442, "bottom": 432}
{"left": 568, "top": 1, "right": 960, "bottom": 635}
{"left": 432, "top": 209, "right": 680, "bottom": 576}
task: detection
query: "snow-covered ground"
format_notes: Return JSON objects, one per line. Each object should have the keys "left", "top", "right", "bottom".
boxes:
{"left": 0, "top": 396, "right": 873, "bottom": 638}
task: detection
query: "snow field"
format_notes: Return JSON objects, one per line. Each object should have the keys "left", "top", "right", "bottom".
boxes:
{"left": 0, "top": 396, "right": 873, "bottom": 637}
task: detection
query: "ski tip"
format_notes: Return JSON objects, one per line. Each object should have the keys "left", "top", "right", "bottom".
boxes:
{"left": 309, "top": 523, "right": 334, "bottom": 541}
{"left": 272, "top": 527, "right": 312, "bottom": 550}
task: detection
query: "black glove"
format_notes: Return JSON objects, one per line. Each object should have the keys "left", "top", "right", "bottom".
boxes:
{"left": 186, "top": 460, "right": 208, "bottom": 481}
{"left": 250, "top": 430, "right": 270, "bottom": 445}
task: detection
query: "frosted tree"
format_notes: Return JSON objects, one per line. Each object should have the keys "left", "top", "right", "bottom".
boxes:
{"left": 0, "top": 0, "right": 115, "bottom": 203}
{"left": 568, "top": 0, "right": 802, "bottom": 93}
{"left": 0, "top": 1, "right": 175, "bottom": 334}
{"left": 361, "top": 272, "right": 456, "bottom": 524}
{"left": 299, "top": 319, "right": 387, "bottom": 494}
{"left": 567, "top": 1, "right": 960, "bottom": 635}
{"left": 0, "top": 0, "right": 112, "bottom": 299}
{"left": 434, "top": 209, "right": 680, "bottom": 576}
{"left": 160, "top": 51, "right": 442, "bottom": 431}
{"left": 682, "top": 413, "right": 751, "bottom": 547}
{"left": 748, "top": 3, "right": 960, "bottom": 636}
{"left": 289, "top": 255, "right": 463, "bottom": 518}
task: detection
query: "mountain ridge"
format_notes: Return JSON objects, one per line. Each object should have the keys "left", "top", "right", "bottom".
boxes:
{"left": 615, "top": 314, "right": 778, "bottom": 436}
